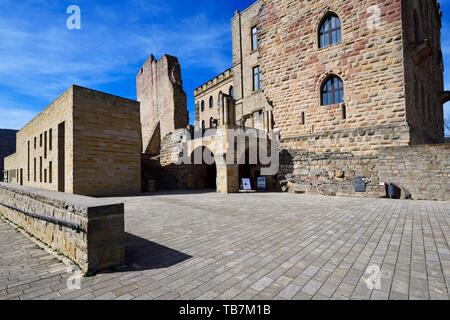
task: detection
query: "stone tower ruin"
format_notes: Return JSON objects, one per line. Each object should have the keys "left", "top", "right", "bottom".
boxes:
{"left": 136, "top": 54, "right": 188, "bottom": 155}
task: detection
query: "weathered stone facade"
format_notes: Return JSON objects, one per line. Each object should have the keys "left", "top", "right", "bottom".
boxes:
{"left": 137, "top": 54, "right": 188, "bottom": 154}
{"left": 163, "top": 0, "right": 447, "bottom": 199}
{"left": 4, "top": 85, "right": 142, "bottom": 197}
{"left": 402, "top": 0, "right": 445, "bottom": 145}
{"left": 259, "top": 0, "right": 406, "bottom": 153}
{"left": 0, "top": 129, "right": 17, "bottom": 182}
{"left": 278, "top": 150, "right": 384, "bottom": 197}
{"left": 194, "top": 69, "right": 233, "bottom": 129}
{"left": 194, "top": 2, "right": 273, "bottom": 133}
{"left": 251, "top": 0, "right": 446, "bottom": 197}
{"left": 232, "top": 2, "right": 273, "bottom": 130}
{"left": 0, "top": 182, "right": 125, "bottom": 273}
{"left": 379, "top": 144, "right": 450, "bottom": 201}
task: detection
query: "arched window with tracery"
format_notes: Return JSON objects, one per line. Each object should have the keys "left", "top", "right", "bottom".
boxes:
{"left": 321, "top": 75, "right": 344, "bottom": 105}
{"left": 319, "top": 13, "right": 342, "bottom": 48}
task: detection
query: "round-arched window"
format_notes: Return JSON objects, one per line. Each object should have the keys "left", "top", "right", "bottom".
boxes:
{"left": 319, "top": 13, "right": 341, "bottom": 48}
{"left": 321, "top": 75, "right": 344, "bottom": 105}
{"left": 229, "top": 86, "right": 234, "bottom": 98}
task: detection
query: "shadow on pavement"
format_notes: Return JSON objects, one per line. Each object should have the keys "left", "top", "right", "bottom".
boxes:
{"left": 101, "top": 232, "right": 192, "bottom": 273}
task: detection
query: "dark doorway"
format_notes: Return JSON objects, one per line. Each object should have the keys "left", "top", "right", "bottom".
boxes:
{"left": 189, "top": 147, "right": 217, "bottom": 190}
{"left": 58, "top": 122, "right": 65, "bottom": 192}
{"left": 206, "top": 162, "right": 216, "bottom": 189}
{"left": 238, "top": 147, "right": 260, "bottom": 190}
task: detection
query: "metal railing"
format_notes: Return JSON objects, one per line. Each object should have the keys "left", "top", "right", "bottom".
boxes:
{"left": 0, "top": 202, "right": 85, "bottom": 234}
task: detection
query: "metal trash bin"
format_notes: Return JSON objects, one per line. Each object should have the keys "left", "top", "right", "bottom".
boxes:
{"left": 355, "top": 177, "right": 367, "bottom": 193}
{"left": 387, "top": 183, "right": 401, "bottom": 199}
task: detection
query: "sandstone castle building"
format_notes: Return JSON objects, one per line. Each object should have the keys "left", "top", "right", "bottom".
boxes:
{"left": 3, "top": 0, "right": 449, "bottom": 201}
{"left": 192, "top": 0, "right": 448, "bottom": 199}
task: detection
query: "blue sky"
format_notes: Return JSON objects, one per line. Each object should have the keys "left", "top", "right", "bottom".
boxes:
{"left": 0, "top": 0, "right": 449, "bottom": 136}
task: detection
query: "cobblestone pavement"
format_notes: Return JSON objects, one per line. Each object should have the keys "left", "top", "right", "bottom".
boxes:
{"left": 1, "top": 192, "right": 450, "bottom": 300}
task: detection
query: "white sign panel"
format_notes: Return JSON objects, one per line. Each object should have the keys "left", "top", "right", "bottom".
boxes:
{"left": 242, "top": 178, "right": 252, "bottom": 191}
{"left": 257, "top": 177, "right": 266, "bottom": 190}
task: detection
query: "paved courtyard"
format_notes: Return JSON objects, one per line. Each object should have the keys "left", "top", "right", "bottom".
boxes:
{"left": 1, "top": 192, "right": 449, "bottom": 300}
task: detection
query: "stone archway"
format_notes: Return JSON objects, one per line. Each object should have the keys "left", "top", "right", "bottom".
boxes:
{"left": 184, "top": 132, "right": 240, "bottom": 194}
{"left": 187, "top": 146, "right": 217, "bottom": 190}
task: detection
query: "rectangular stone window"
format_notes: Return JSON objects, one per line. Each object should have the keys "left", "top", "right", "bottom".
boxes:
{"left": 49, "top": 161, "right": 52, "bottom": 184}
{"left": 253, "top": 66, "right": 262, "bottom": 92}
{"left": 251, "top": 26, "right": 258, "bottom": 51}
{"left": 34, "top": 137, "right": 37, "bottom": 149}
{"left": 34, "top": 158, "right": 36, "bottom": 182}
{"left": 342, "top": 104, "right": 347, "bottom": 120}
{"left": 44, "top": 131, "right": 47, "bottom": 159}
{"left": 44, "top": 169, "right": 47, "bottom": 183}
{"left": 40, "top": 133, "right": 42, "bottom": 147}
{"left": 27, "top": 141, "right": 30, "bottom": 182}
{"left": 39, "top": 156, "right": 42, "bottom": 183}
{"left": 301, "top": 112, "right": 306, "bottom": 125}
{"left": 49, "top": 129, "right": 53, "bottom": 151}
{"left": 58, "top": 122, "right": 66, "bottom": 192}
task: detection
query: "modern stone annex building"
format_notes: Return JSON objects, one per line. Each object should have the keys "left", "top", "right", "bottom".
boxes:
{"left": 188, "top": 0, "right": 449, "bottom": 200}
{"left": 3, "top": 85, "right": 142, "bottom": 197}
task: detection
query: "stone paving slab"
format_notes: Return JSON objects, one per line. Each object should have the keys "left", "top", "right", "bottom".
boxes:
{"left": 1, "top": 192, "right": 449, "bottom": 300}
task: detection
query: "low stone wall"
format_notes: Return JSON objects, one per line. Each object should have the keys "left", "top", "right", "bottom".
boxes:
{"left": 278, "top": 150, "right": 385, "bottom": 197}
{"left": 0, "top": 183, "right": 125, "bottom": 273}
{"left": 379, "top": 144, "right": 450, "bottom": 201}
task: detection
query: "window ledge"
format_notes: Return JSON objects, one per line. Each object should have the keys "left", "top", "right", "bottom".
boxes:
{"left": 317, "top": 42, "right": 343, "bottom": 52}
{"left": 322, "top": 102, "right": 345, "bottom": 109}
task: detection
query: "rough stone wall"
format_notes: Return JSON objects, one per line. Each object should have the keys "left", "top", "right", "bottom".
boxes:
{"left": 142, "top": 129, "right": 217, "bottom": 191}
{"left": 258, "top": 0, "right": 410, "bottom": 156}
{"left": 194, "top": 69, "right": 233, "bottom": 129}
{"left": 402, "top": 0, "right": 444, "bottom": 144}
{"left": 278, "top": 150, "right": 384, "bottom": 197}
{"left": 378, "top": 144, "right": 450, "bottom": 201}
{"left": 4, "top": 87, "right": 75, "bottom": 192}
{"left": 72, "top": 86, "right": 142, "bottom": 197}
{"left": 137, "top": 54, "right": 188, "bottom": 153}
{"left": 0, "top": 183, "right": 125, "bottom": 273}
{"left": 0, "top": 129, "right": 17, "bottom": 181}
{"left": 232, "top": 1, "right": 272, "bottom": 124}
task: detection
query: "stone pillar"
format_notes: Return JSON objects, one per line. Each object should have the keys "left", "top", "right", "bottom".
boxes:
{"left": 219, "top": 93, "right": 224, "bottom": 125}
{"left": 264, "top": 111, "right": 269, "bottom": 132}
{"left": 215, "top": 155, "right": 239, "bottom": 193}
{"left": 223, "top": 97, "right": 229, "bottom": 125}
{"left": 268, "top": 111, "right": 273, "bottom": 133}
{"left": 228, "top": 97, "right": 236, "bottom": 126}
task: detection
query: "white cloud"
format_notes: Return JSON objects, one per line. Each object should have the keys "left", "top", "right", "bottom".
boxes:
{"left": 0, "top": 0, "right": 231, "bottom": 104}
{"left": 0, "top": 106, "right": 36, "bottom": 130}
